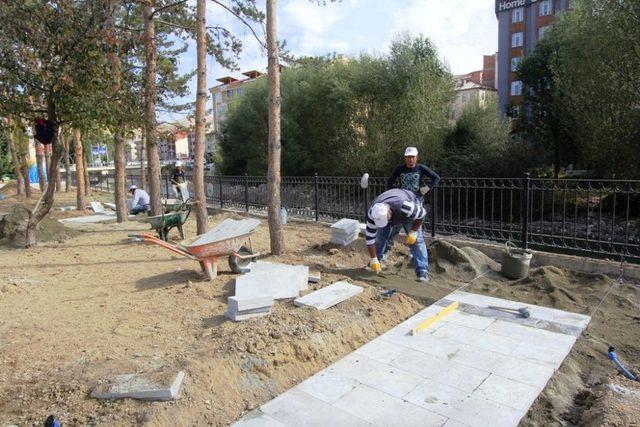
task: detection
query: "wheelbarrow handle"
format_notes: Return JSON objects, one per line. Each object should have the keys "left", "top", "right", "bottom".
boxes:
{"left": 129, "top": 233, "right": 197, "bottom": 260}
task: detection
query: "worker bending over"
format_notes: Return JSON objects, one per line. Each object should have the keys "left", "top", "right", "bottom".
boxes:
{"left": 129, "top": 185, "right": 150, "bottom": 215}
{"left": 366, "top": 188, "right": 430, "bottom": 282}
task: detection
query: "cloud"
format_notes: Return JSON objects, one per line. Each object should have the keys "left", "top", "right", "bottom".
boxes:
{"left": 391, "top": 0, "right": 498, "bottom": 74}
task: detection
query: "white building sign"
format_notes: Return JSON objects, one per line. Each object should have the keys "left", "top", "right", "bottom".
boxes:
{"left": 496, "top": 0, "right": 539, "bottom": 13}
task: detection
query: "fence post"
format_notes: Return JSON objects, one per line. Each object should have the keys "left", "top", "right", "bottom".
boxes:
{"left": 314, "top": 173, "right": 319, "bottom": 221}
{"left": 244, "top": 173, "right": 249, "bottom": 212}
{"left": 219, "top": 177, "right": 224, "bottom": 208}
{"left": 106, "top": 173, "right": 110, "bottom": 192}
{"left": 521, "top": 172, "right": 531, "bottom": 250}
{"left": 431, "top": 187, "right": 437, "bottom": 238}
{"left": 164, "top": 174, "right": 170, "bottom": 197}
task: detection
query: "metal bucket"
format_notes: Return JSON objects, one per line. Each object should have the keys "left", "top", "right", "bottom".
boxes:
{"left": 501, "top": 241, "right": 533, "bottom": 279}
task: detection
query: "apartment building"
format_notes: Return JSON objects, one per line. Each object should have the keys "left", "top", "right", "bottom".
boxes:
{"left": 496, "top": 0, "right": 570, "bottom": 118}
{"left": 451, "top": 80, "right": 498, "bottom": 121}
{"left": 457, "top": 54, "right": 498, "bottom": 89}
{"left": 209, "top": 70, "right": 265, "bottom": 133}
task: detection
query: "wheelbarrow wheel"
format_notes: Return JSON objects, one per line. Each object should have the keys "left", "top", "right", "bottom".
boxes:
{"left": 229, "top": 246, "right": 257, "bottom": 274}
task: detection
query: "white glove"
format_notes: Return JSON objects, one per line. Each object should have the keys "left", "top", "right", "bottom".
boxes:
{"left": 420, "top": 185, "right": 431, "bottom": 196}
{"left": 369, "top": 257, "right": 381, "bottom": 273}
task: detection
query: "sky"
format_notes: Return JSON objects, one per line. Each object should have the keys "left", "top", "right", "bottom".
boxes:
{"left": 164, "top": 0, "right": 498, "bottom": 121}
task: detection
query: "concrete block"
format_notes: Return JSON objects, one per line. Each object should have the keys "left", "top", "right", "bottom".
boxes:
{"left": 225, "top": 308, "right": 271, "bottom": 322}
{"left": 248, "top": 261, "right": 309, "bottom": 291}
{"left": 331, "top": 218, "right": 360, "bottom": 234}
{"left": 60, "top": 213, "right": 117, "bottom": 224}
{"left": 188, "top": 218, "right": 261, "bottom": 247}
{"left": 90, "top": 201, "right": 105, "bottom": 214}
{"left": 294, "top": 281, "right": 363, "bottom": 310}
{"left": 329, "top": 353, "right": 424, "bottom": 399}
{"left": 235, "top": 271, "right": 301, "bottom": 300}
{"left": 231, "top": 410, "right": 284, "bottom": 427}
{"left": 104, "top": 202, "right": 117, "bottom": 211}
{"left": 308, "top": 271, "right": 321, "bottom": 283}
{"left": 228, "top": 294, "right": 273, "bottom": 313}
{"left": 333, "top": 384, "right": 448, "bottom": 427}
{"left": 297, "top": 371, "right": 358, "bottom": 404}
{"left": 260, "top": 388, "right": 370, "bottom": 427}
{"left": 91, "top": 371, "right": 185, "bottom": 401}
{"left": 390, "top": 349, "right": 490, "bottom": 393}
{"left": 473, "top": 374, "right": 541, "bottom": 412}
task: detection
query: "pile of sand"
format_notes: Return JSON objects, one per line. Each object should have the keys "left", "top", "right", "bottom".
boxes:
{"left": 429, "top": 240, "right": 499, "bottom": 282}
{"left": 0, "top": 204, "right": 79, "bottom": 247}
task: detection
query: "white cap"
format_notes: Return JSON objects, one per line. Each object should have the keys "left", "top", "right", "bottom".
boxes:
{"left": 175, "top": 160, "right": 183, "bottom": 167}
{"left": 370, "top": 203, "right": 389, "bottom": 228}
{"left": 129, "top": 185, "right": 137, "bottom": 191}
{"left": 404, "top": 147, "right": 418, "bottom": 157}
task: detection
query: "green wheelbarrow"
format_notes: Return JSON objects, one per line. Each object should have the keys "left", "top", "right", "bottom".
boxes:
{"left": 146, "top": 198, "right": 192, "bottom": 241}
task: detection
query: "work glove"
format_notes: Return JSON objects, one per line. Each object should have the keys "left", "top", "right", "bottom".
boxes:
{"left": 406, "top": 231, "right": 418, "bottom": 246}
{"left": 369, "top": 257, "right": 381, "bottom": 273}
{"left": 419, "top": 185, "right": 431, "bottom": 196}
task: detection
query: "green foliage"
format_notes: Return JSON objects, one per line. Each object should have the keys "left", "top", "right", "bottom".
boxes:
{"left": 0, "top": 128, "right": 11, "bottom": 177}
{"left": 519, "top": 0, "right": 640, "bottom": 179}
{"left": 441, "top": 100, "right": 540, "bottom": 177}
{"left": 220, "top": 34, "right": 456, "bottom": 176}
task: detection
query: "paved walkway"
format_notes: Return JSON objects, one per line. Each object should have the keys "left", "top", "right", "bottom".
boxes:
{"left": 233, "top": 291, "right": 590, "bottom": 427}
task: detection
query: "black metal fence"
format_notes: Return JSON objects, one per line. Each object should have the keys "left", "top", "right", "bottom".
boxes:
{"left": 66, "top": 170, "right": 640, "bottom": 263}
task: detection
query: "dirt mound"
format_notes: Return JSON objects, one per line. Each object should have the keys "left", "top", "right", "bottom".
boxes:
{"left": 0, "top": 204, "right": 79, "bottom": 247}
{"left": 429, "top": 240, "right": 499, "bottom": 282}
{"left": 0, "top": 180, "right": 18, "bottom": 197}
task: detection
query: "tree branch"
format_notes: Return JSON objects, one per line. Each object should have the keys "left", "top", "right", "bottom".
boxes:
{"left": 209, "top": 0, "right": 267, "bottom": 50}
{"left": 151, "top": 0, "right": 190, "bottom": 18}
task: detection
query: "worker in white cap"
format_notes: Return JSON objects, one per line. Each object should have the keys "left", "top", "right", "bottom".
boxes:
{"left": 129, "top": 185, "right": 150, "bottom": 215}
{"left": 387, "top": 147, "right": 440, "bottom": 201}
{"left": 171, "top": 160, "right": 189, "bottom": 201}
{"left": 365, "top": 188, "right": 429, "bottom": 282}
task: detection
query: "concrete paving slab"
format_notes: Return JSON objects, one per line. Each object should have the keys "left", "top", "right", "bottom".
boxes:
{"left": 231, "top": 410, "right": 285, "bottom": 427}
{"left": 91, "top": 370, "right": 185, "bottom": 401}
{"left": 297, "top": 371, "right": 359, "bottom": 404}
{"left": 60, "top": 213, "right": 118, "bottom": 224}
{"left": 188, "top": 218, "right": 261, "bottom": 247}
{"left": 228, "top": 294, "right": 273, "bottom": 313}
{"left": 235, "top": 272, "right": 301, "bottom": 300}
{"left": 333, "top": 384, "right": 448, "bottom": 427}
{"left": 90, "top": 202, "right": 105, "bottom": 213}
{"left": 294, "top": 281, "right": 363, "bottom": 310}
{"left": 390, "top": 349, "right": 490, "bottom": 393}
{"left": 473, "top": 374, "right": 541, "bottom": 412}
{"left": 248, "top": 261, "right": 309, "bottom": 291}
{"left": 233, "top": 291, "right": 589, "bottom": 426}
{"left": 225, "top": 307, "right": 271, "bottom": 321}
{"left": 260, "top": 388, "right": 370, "bottom": 427}
{"left": 328, "top": 353, "right": 424, "bottom": 399}
{"left": 308, "top": 271, "right": 321, "bottom": 283}
{"left": 104, "top": 202, "right": 117, "bottom": 211}
{"left": 331, "top": 218, "right": 360, "bottom": 233}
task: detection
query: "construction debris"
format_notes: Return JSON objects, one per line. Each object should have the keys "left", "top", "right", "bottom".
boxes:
{"left": 308, "top": 271, "right": 321, "bottom": 283}
{"left": 330, "top": 219, "right": 360, "bottom": 246}
{"left": 91, "top": 370, "right": 185, "bottom": 401}
{"left": 294, "top": 281, "right": 363, "bottom": 310}
{"left": 226, "top": 294, "right": 273, "bottom": 322}
{"left": 90, "top": 202, "right": 105, "bottom": 214}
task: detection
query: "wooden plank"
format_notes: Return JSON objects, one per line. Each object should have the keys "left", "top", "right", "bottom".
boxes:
{"left": 411, "top": 301, "right": 459, "bottom": 336}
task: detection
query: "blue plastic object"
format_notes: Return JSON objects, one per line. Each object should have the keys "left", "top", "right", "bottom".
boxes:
{"left": 608, "top": 346, "right": 637, "bottom": 381}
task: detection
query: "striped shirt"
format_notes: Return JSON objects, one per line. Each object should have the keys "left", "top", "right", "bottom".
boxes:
{"left": 365, "top": 189, "right": 426, "bottom": 245}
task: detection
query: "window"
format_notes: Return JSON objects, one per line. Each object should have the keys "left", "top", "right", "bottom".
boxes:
{"left": 512, "top": 7, "right": 524, "bottom": 23}
{"left": 538, "top": 26, "right": 550, "bottom": 39}
{"left": 511, "top": 56, "right": 522, "bottom": 72}
{"left": 511, "top": 80, "right": 523, "bottom": 96}
{"left": 539, "top": 0, "right": 552, "bottom": 16}
{"left": 511, "top": 32, "right": 523, "bottom": 48}
{"left": 214, "top": 92, "right": 222, "bottom": 103}
{"left": 226, "top": 89, "right": 233, "bottom": 98}
{"left": 236, "top": 88, "right": 242, "bottom": 96}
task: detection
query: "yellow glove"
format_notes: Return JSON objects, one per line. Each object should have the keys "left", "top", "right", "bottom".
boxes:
{"left": 406, "top": 231, "right": 418, "bottom": 245}
{"left": 370, "top": 257, "right": 381, "bottom": 273}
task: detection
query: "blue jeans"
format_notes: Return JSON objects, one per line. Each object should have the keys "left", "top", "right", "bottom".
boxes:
{"left": 130, "top": 204, "right": 149, "bottom": 215}
{"left": 375, "top": 218, "right": 429, "bottom": 277}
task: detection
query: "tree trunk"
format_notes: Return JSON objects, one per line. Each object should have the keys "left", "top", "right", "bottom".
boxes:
{"left": 62, "top": 130, "right": 71, "bottom": 192}
{"left": 35, "top": 141, "right": 46, "bottom": 191}
{"left": 45, "top": 144, "right": 52, "bottom": 175}
{"left": 25, "top": 102, "right": 62, "bottom": 247}
{"left": 84, "top": 147, "right": 91, "bottom": 196}
{"left": 143, "top": 1, "right": 162, "bottom": 215}
{"left": 107, "top": 1, "right": 128, "bottom": 222}
{"left": 16, "top": 123, "right": 31, "bottom": 198}
{"left": 73, "top": 129, "right": 86, "bottom": 210}
{"left": 6, "top": 116, "right": 24, "bottom": 196}
{"left": 266, "top": 0, "right": 284, "bottom": 254}
{"left": 193, "top": 0, "right": 208, "bottom": 234}
{"left": 140, "top": 134, "right": 147, "bottom": 189}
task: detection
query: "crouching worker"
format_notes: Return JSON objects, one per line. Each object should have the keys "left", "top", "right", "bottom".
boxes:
{"left": 129, "top": 185, "right": 150, "bottom": 215}
{"left": 366, "top": 188, "right": 430, "bottom": 282}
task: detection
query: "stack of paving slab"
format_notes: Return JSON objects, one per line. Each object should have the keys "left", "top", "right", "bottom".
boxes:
{"left": 330, "top": 218, "right": 360, "bottom": 246}
{"left": 228, "top": 261, "right": 309, "bottom": 321}
{"left": 225, "top": 294, "right": 274, "bottom": 321}
{"left": 233, "top": 290, "right": 590, "bottom": 427}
